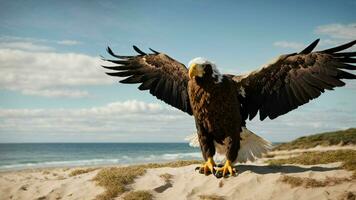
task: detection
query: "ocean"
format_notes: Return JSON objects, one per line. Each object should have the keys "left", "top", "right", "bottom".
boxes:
{"left": 0, "top": 143, "right": 201, "bottom": 171}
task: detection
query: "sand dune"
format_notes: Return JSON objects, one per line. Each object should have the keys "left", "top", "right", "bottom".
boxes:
{"left": 0, "top": 168, "right": 103, "bottom": 200}
{"left": 1, "top": 146, "right": 355, "bottom": 200}
{"left": 130, "top": 163, "right": 354, "bottom": 200}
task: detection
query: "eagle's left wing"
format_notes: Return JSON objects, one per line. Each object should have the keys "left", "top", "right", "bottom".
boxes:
{"left": 233, "top": 39, "right": 356, "bottom": 121}
{"left": 102, "top": 46, "right": 193, "bottom": 115}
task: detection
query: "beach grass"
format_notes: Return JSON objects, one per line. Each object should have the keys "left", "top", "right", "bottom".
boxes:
{"left": 267, "top": 150, "right": 356, "bottom": 178}
{"left": 274, "top": 128, "right": 356, "bottom": 150}
{"left": 123, "top": 190, "right": 153, "bottom": 200}
{"left": 280, "top": 175, "right": 350, "bottom": 188}
{"left": 199, "top": 194, "right": 225, "bottom": 200}
{"left": 159, "top": 173, "right": 174, "bottom": 182}
{"left": 93, "top": 160, "right": 201, "bottom": 200}
{"left": 69, "top": 168, "right": 97, "bottom": 177}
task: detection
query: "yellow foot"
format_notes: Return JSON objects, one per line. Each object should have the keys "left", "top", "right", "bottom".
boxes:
{"left": 215, "top": 160, "right": 237, "bottom": 178}
{"left": 195, "top": 157, "right": 215, "bottom": 175}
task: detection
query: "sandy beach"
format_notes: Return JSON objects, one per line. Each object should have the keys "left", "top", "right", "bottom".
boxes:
{"left": 1, "top": 145, "right": 355, "bottom": 200}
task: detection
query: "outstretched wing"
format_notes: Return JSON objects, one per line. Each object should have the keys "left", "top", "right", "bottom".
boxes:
{"left": 233, "top": 39, "right": 356, "bottom": 121}
{"left": 103, "top": 46, "right": 193, "bottom": 115}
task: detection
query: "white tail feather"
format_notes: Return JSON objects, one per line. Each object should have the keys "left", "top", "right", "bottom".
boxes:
{"left": 185, "top": 127, "right": 272, "bottom": 163}
{"left": 184, "top": 133, "right": 200, "bottom": 147}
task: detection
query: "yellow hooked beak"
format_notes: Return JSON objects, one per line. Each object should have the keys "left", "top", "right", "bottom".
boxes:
{"left": 189, "top": 63, "right": 205, "bottom": 79}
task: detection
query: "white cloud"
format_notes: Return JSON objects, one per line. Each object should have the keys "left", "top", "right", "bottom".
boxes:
{"left": 0, "top": 99, "right": 354, "bottom": 142}
{"left": 273, "top": 41, "right": 305, "bottom": 50}
{"left": 0, "top": 36, "right": 81, "bottom": 46}
{"left": 0, "top": 48, "right": 112, "bottom": 98}
{"left": 57, "top": 40, "right": 81, "bottom": 46}
{"left": 273, "top": 23, "right": 356, "bottom": 51}
{"left": 0, "top": 36, "right": 107, "bottom": 98}
{"left": 22, "top": 89, "right": 90, "bottom": 98}
{"left": 0, "top": 41, "right": 54, "bottom": 51}
{"left": 0, "top": 36, "right": 48, "bottom": 43}
{"left": 315, "top": 23, "right": 356, "bottom": 40}
{"left": 0, "top": 100, "right": 194, "bottom": 142}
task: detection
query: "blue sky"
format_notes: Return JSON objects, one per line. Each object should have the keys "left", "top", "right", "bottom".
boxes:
{"left": 0, "top": 0, "right": 355, "bottom": 142}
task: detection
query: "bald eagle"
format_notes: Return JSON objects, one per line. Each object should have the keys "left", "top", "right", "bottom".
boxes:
{"left": 102, "top": 39, "right": 356, "bottom": 178}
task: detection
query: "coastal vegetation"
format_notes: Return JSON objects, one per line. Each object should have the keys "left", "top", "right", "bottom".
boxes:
{"left": 93, "top": 160, "right": 201, "bottom": 200}
{"left": 69, "top": 168, "right": 97, "bottom": 177}
{"left": 268, "top": 150, "right": 356, "bottom": 178}
{"left": 274, "top": 128, "right": 356, "bottom": 150}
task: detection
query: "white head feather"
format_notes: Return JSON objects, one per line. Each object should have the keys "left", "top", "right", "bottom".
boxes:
{"left": 188, "top": 57, "right": 223, "bottom": 83}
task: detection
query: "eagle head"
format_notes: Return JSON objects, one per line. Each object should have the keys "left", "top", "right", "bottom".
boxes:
{"left": 188, "top": 57, "right": 222, "bottom": 83}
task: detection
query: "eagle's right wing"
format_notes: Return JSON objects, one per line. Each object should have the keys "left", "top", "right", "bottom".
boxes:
{"left": 103, "top": 46, "right": 193, "bottom": 115}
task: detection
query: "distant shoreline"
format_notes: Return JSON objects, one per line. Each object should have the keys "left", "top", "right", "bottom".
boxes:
{"left": 0, "top": 142, "right": 285, "bottom": 144}
{"left": 0, "top": 143, "right": 203, "bottom": 171}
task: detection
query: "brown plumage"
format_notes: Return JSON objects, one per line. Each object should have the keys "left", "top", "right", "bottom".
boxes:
{"left": 103, "top": 46, "right": 192, "bottom": 115}
{"left": 234, "top": 39, "right": 356, "bottom": 121}
{"left": 102, "top": 39, "right": 356, "bottom": 177}
{"left": 188, "top": 69, "right": 241, "bottom": 162}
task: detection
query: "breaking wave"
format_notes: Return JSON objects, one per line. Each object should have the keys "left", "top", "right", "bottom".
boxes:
{"left": 0, "top": 152, "right": 201, "bottom": 171}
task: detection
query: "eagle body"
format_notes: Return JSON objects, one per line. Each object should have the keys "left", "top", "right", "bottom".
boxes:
{"left": 103, "top": 39, "right": 356, "bottom": 177}
{"left": 188, "top": 75, "right": 242, "bottom": 162}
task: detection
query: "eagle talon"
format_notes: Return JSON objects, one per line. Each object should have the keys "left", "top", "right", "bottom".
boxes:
{"left": 196, "top": 157, "right": 215, "bottom": 176}
{"left": 215, "top": 160, "right": 236, "bottom": 178}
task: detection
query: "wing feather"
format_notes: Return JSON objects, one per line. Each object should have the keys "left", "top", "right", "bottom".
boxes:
{"left": 103, "top": 46, "right": 193, "bottom": 115}
{"left": 138, "top": 78, "right": 158, "bottom": 90}
{"left": 233, "top": 39, "right": 356, "bottom": 121}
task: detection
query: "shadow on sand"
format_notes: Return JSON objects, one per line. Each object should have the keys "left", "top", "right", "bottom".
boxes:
{"left": 235, "top": 164, "right": 340, "bottom": 175}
